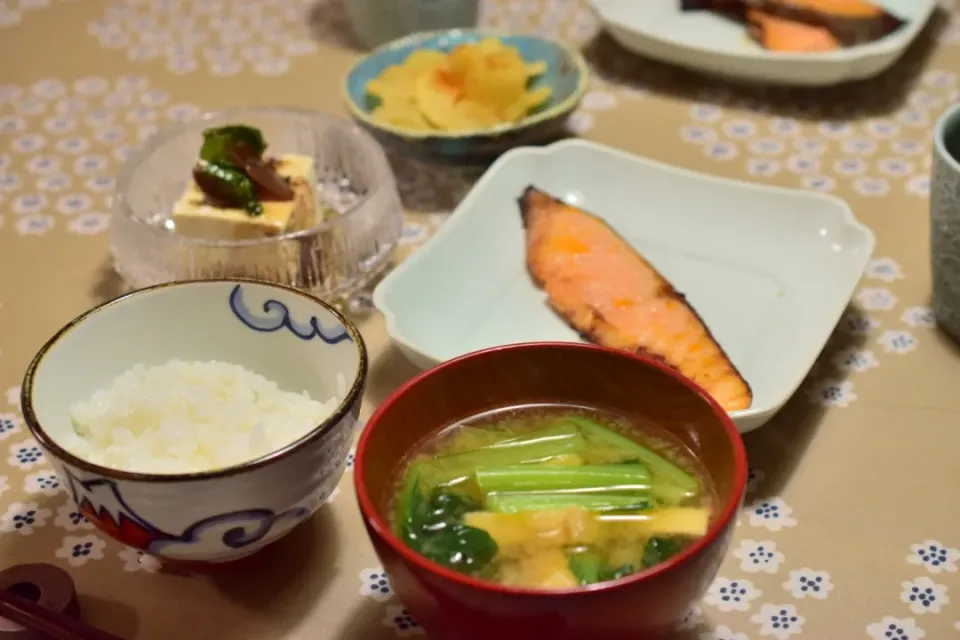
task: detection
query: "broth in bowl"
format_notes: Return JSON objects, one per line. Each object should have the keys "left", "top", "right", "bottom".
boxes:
{"left": 391, "top": 404, "right": 713, "bottom": 590}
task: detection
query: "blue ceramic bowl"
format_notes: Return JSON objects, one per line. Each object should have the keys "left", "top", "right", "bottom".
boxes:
{"left": 343, "top": 29, "right": 589, "bottom": 165}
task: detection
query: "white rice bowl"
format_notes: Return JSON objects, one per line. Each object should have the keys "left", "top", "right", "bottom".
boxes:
{"left": 65, "top": 359, "right": 338, "bottom": 474}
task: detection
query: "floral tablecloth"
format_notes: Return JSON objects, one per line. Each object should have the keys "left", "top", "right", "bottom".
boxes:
{"left": 2, "top": 0, "right": 960, "bottom": 638}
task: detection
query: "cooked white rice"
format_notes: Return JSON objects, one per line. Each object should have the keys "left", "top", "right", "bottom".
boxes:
{"left": 65, "top": 359, "right": 338, "bottom": 474}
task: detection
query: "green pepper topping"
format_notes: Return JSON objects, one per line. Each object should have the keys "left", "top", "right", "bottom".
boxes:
{"left": 200, "top": 125, "right": 267, "bottom": 164}
{"left": 193, "top": 162, "right": 263, "bottom": 216}
{"left": 194, "top": 124, "right": 294, "bottom": 212}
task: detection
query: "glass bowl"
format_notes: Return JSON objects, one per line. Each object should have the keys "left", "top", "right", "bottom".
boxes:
{"left": 110, "top": 107, "right": 404, "bottom": 304}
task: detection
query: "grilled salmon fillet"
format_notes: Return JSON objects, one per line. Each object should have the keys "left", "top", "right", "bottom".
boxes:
{"left": 747, "top": 8, "right": 840, "bottom": 51}
{"left": 682, "top": 0, "right": 903, "bottom": 46}
{"left": 518, "top": 186, "right": 753, "bottom": 412}
{"left": 759, "top": 0, "right": 904, "bottom": 45}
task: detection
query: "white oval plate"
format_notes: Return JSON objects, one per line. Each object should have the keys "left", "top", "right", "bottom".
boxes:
{"left": 587, "top": 0, "right": 937, "bottom": 86}
{"left": 373, "top": 140, "right": 875, "bottom": 433}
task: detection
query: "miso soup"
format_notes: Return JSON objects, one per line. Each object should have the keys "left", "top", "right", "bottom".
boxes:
{"left": 390, "top": 404, "right": 715, "bottom": 589}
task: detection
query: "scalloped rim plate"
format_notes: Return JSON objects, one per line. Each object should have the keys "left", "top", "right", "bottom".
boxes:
{"left": 586, "top": 0, "right": 938, "bottom": 86}
{"left": 374, "top": 139, "right": 875, "bottom": 432}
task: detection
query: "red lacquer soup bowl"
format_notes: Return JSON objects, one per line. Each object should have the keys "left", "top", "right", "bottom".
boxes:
{"left": 354, "top": 342, "right": 747, "bottom": 640}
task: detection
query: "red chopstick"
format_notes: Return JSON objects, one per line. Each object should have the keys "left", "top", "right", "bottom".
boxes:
{"left": 0, "top": 589, "right": 126, "bottom": 640}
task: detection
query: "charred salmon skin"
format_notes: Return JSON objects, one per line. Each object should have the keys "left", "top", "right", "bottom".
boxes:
{"left": 747, "top": 8, "right": 841, "bottom": 51}
{"left": 518, "top": 186, "right": 753, "bottom": 412}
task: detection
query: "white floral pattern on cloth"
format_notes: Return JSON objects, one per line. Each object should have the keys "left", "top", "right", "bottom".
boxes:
{"left": 53, "top": 501, "right": 94, "bottom": 532}
{"left": 680, "top": 606, "right": 704, "bottom": 630}
{"left": 0, "top": 501, "right": 52, "bottom": 535}
{"left": 398, "top": 221, "right": 428, "bottom": 246}
{"left": 865, "top": 257, "right": 905, "bottom": 283}
{"left": 481, "top": 0, "right": 598, "bottom": 44}
{"left": 7, "top": 440, "right": 45, "bottom": 469}
{"left": 750, "top": 603, "right": 805, "bottom": 639}
{"left": 3, "top": 387, "right": 18, "bottom": 406}
{"left": 0, "top": 412, "right": 22, "bottom": 440}
{"left": 733, "top": 539, "right": 786, "bottom": 574}
{"left": 857, "top": 288, "right": 899, "bottom": 312}
{"left": 782, "top": 569, "right": 834, "bottom": 600}
{"left": 866, "top": 616, "right": 926, "bottom": 640}
{"left": 805, "top": 378, "right": 857, "bottom": 408}
{"left": 0, "top": 0, "right": 66, "bottom": 31}
{"left": 54, "top": 534, "right": 106, "bottom": 567}
{"left": 88, "top": 0, "right": 319, "bottom": 77}
{"left": 118, "top": 546, "right": 162, "bottom": 573}
{"left": 359, "top": 567, "right": 394, "bottom": 602}
{"left": 682, "top": 124, "right": 718, "bottom": 145}
{"left": 567, "top": 110, "right": 595, "bottom": 136}
{"left": 901, "top": 307, "right": 936, "bottom": 329}
{"left": 877, "top": 330, "right": 920, "bottom": 355}
{"left": 0, "top": 76, "right": 202, "bottom": 236}
{"left": 748, "top": 498, "right": 798, "bottom": 532}
{"left": 12, "top": 193, "right": 48, "bottom": 215}
{"left": 580, "top": 90, "right": 618, "bottom": 112}
{"left": 699, "top": 626, "right": 750, "bottom": 640}
{"left": 678, "top": 69, "right": 959, "bottom": 196}
{"left": 22, "top": 468, "right": 62, "bottom": 496}
{"left": 704, "top": 577, "right": 763, "bottom": 612}
{"left": 908, "top": 540, "right": 960, "bottom": 574}
{"left": 67, "top": 212, "right": 111, "bottom": 235}
{"left": 901, "top": 577, "right": 950, "bottom": 614}
{"left": 380, "top": 604, "right": 424, "bottom": 637}
{"left": 831, "top": 347, "right": 880, "bottom": 374}
{"left": 14, "top": 213, "right": 56, "bottom": 236}
{"left": 839, "top": 308, "right": 881, "bottom": 335}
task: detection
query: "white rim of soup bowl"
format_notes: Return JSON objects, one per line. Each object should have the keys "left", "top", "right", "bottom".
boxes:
{"left": 21, "top": 278, "right": 368, "bottom": 483}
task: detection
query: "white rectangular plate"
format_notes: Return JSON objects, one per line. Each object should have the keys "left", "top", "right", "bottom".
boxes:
{"left": 587, "top": 0, "right": 937, "bottom": 86}
{"left": 374, "top": 140, "right": 875, "bottom": 432}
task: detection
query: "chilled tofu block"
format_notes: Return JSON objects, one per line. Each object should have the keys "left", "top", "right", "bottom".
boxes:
{"left": 171, "top": 154, "right": 321, "bottom": 240}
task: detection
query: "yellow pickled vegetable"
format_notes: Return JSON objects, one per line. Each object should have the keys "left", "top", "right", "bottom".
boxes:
{"left": 363, "top": 37, "right": 553, "bottom": 133}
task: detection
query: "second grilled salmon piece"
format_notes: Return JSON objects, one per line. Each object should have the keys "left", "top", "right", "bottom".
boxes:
{"left": 759, "top": 0, "right": 905, "bottom": 45}
{"left": 518, "top": 186, "right": 753, "bottom": 413}
{"left": 682, "top": 0, "right": 904, "bottom": 46}
{"left": 747, "top": 8, "right": 840, "bottom": 51}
